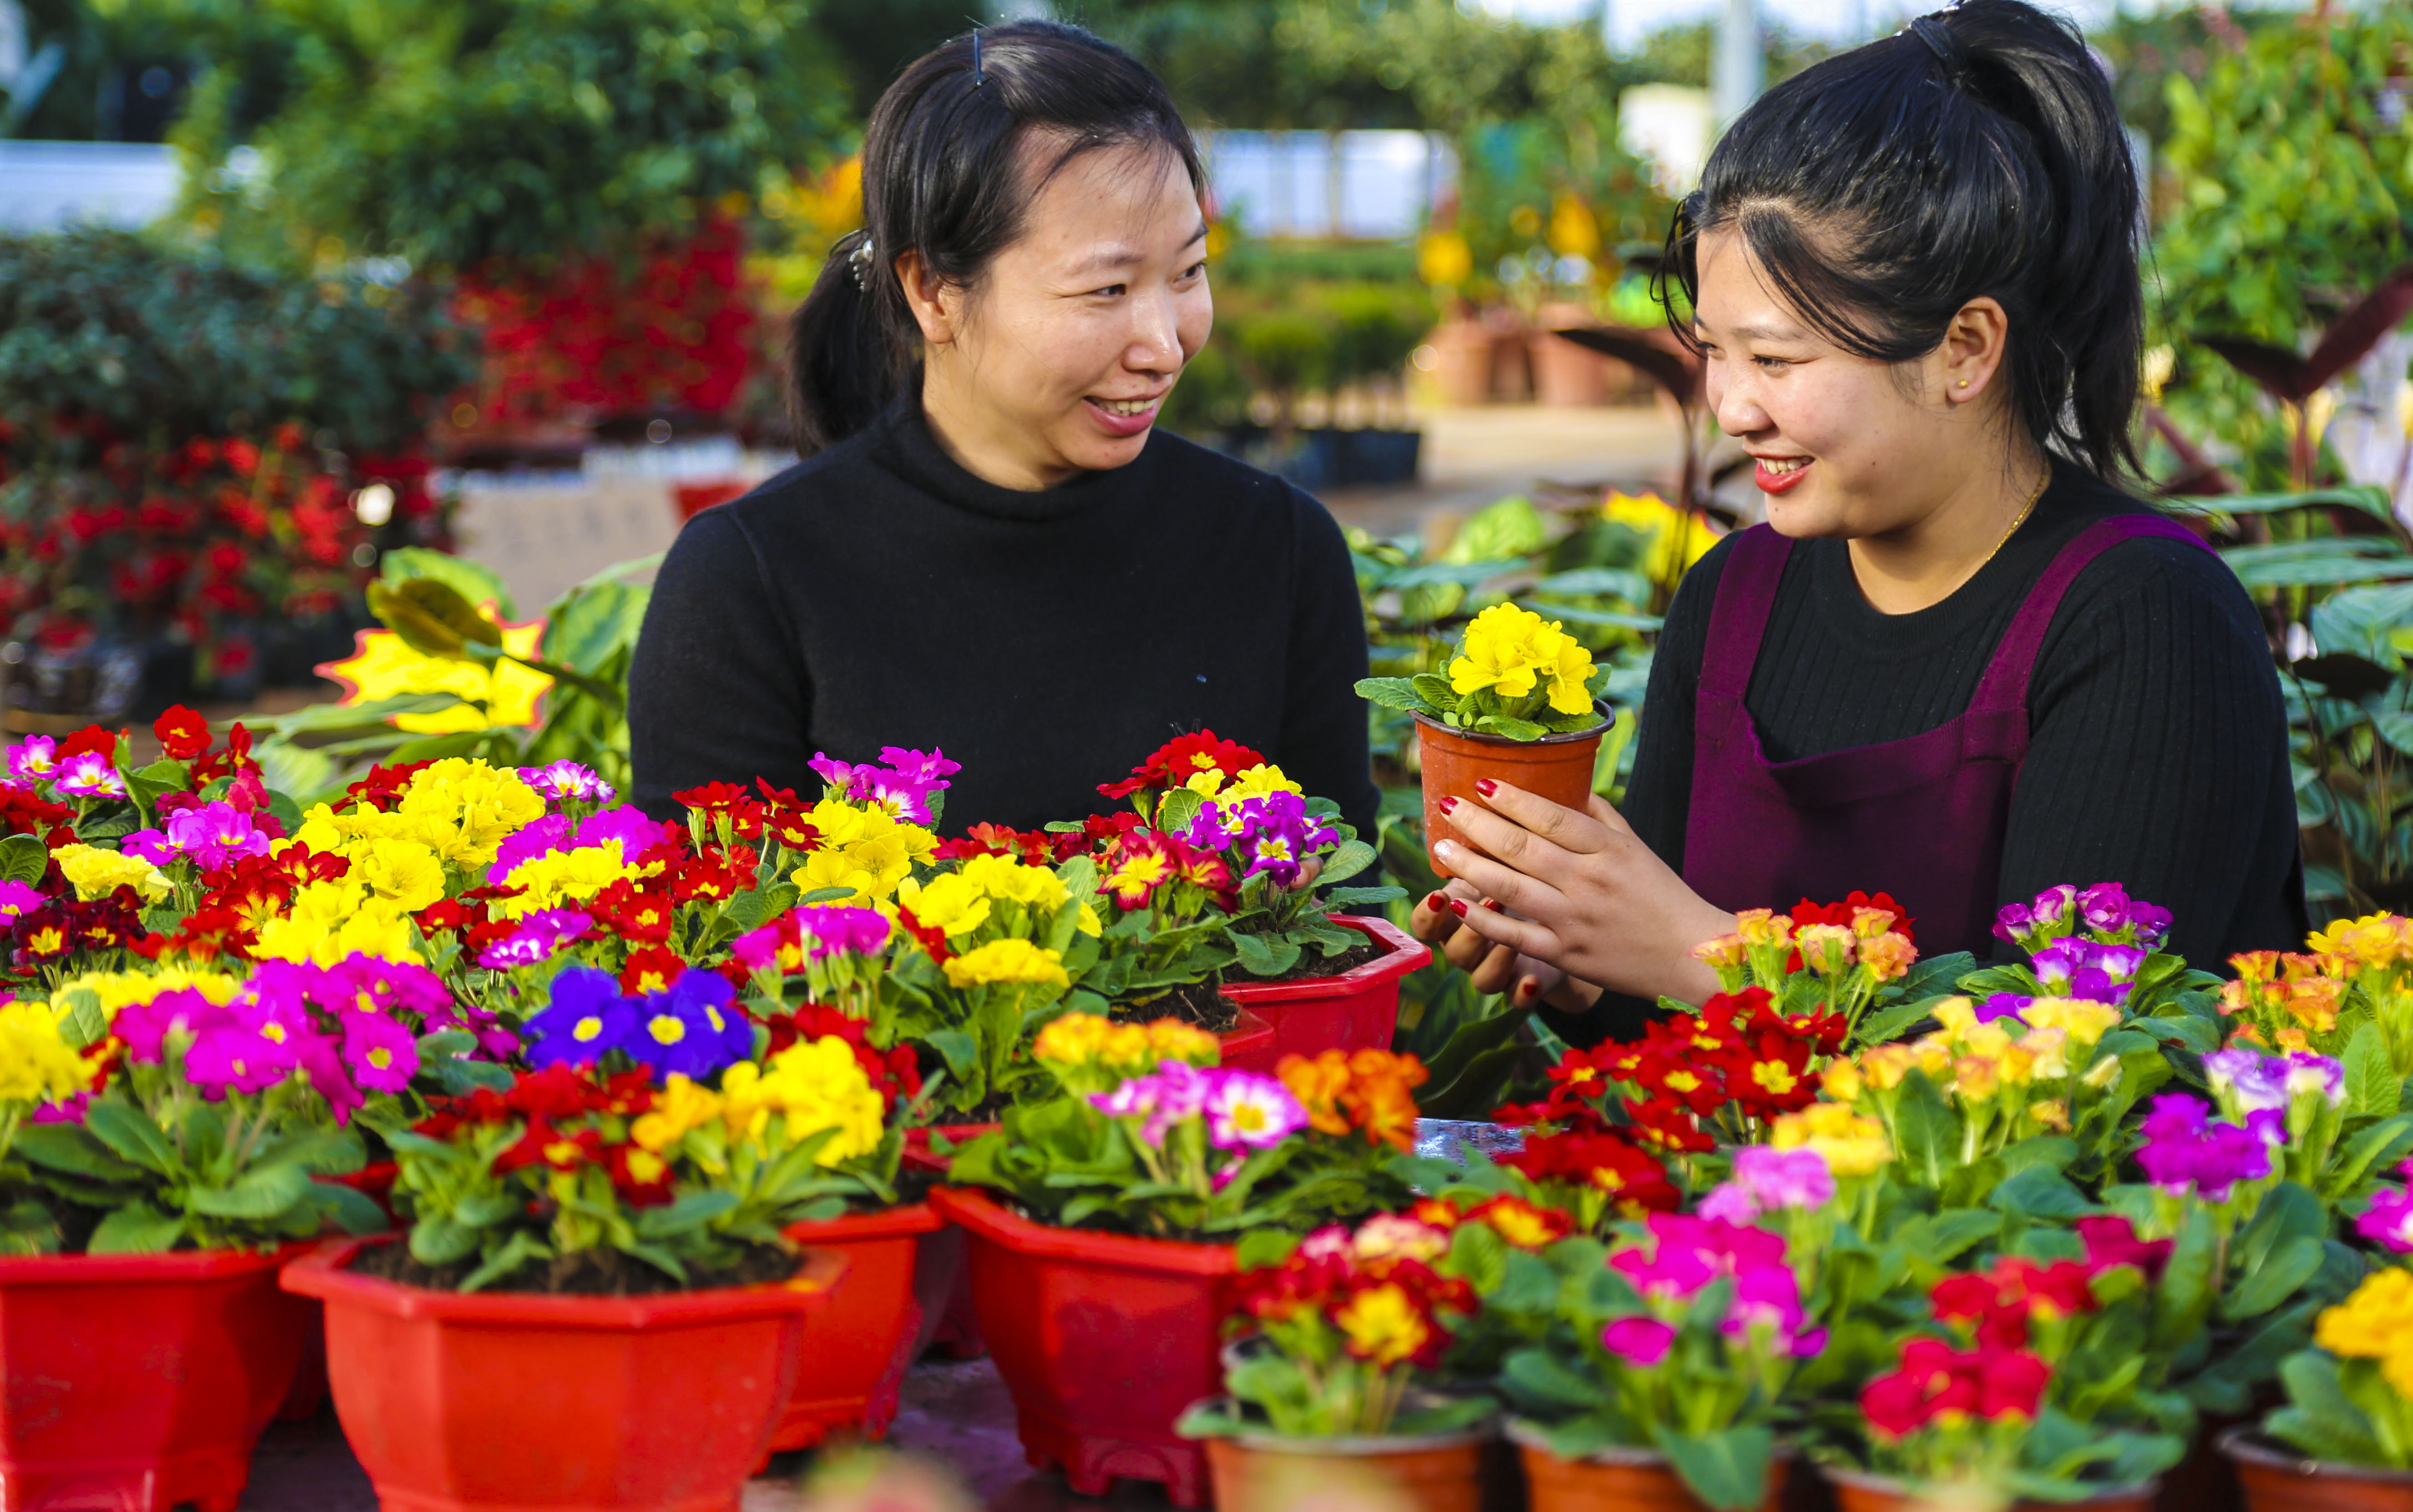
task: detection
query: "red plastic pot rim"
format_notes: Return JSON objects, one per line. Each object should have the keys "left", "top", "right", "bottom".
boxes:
{"left": 783, "top": 1201, "right": 944, "bottom": 1243}
{"left": 280, "top": 1237, "right": 848, "bottom": 1330}
{"left": 1217, "top": 915, "right": 1432, "bottom": 1006}
{"left": 0, "top": 1240, "right": 312, "bottom": 1286}
{"left": 927, "top": 1186, "right": 1238, "bottom": 1276}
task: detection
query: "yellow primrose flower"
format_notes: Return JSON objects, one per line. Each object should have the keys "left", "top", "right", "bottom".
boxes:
{"left": 1931, "top": 997, "right": 1979, "bottom": 1037}
{"left": 42, "top": 967, "right": 242, "bottom": 1025}
{"left": 956, "top": 852, "right": 1068, "bottom": 912}
{"left": 1953, "top": 1055, "right": 2001, "bottom": 1104}
{"left": 1959, "top": 1022, "right": 2014, "bottom": 1060}
{"left": 1691, "top": 933, "right": 1748, "bottom": 970}
{"left": 1793, "top": 924, "right": 1855, "bottom": 976}
{"left": 395, "top": 759, "right": 545, "bottom": 868}
{"left": 355, "top": 837, "right": 448, "bottom": 912}
{"left": 2023, "top": 998, "right": 2121, "bottom": 1047}
{"left": 796, "top": 799, "right": 934, "bottom": 905}
{"left": 496, "top": 843, "right": 638, "bottom": 918}
{"left": 1077, "top": 902, "right": 1102, "bottom": 936}
{"left": 1144, "top": 1018, "right": 1222, "bottom": 1065}
{"left": 631, "top": 1074, "right": 726, "bottom": 1154}
{"left": 1734, "top": 909, "right": 1793, "bottom": 947}
{"left": 1333, "top": 1282, "right": 1431, "bottom": 1368}
{"left": 942, "top": 938, "right": 1069, "bottom": 990}
{"left": 1819, "top": 1058, "right": 1864, "bottom": 1102}
{"left": 1543, "top": 630, "right": 1597, "bottom": 717}
{"left": 1858, "top": 932, "right": 1917, "bottom": 981}
{"left": 281, "top": 803, "right": 348, "bottom": 857}
{"left": 1858, "top": 1044, "right": 1915, "bottom": 1091}
{"left": 2318, "top": 1269, "right": 2413, "bottom": 1363}
{"left": 2029, "top": 1099, "right": 2071, "bottom": 1132}
{"left": 1769, "top": 1102, "right": 1893, "bottom": 1176}
{"left": 895, "top": 872, "right": 992, "bottom": 937}
{"left": 252, "top": 881, "right": 419, "bottom": 966}
{"left": 719, "top": 1037, "right": 885, "bottom": 1165}
{"left": 2016, "top": 1026, "right": 2070, "bottom": 1079}
{"left": 318, "top": 613, "right": 553, "bottom": 734}
{"left": 2307, "top": 912, "right": 2411, "bottom": 970}
{"left": 1217, "top": 764, "right": 1304, "bottom": 803}
{"left": 1448, "top": 603, "right": 1553, "bottom": 701}
{"left": 0, "top": 1000, "right": 93, "bottom": 1104}
{"left": 1600, "top": 489, "right": 1720, "bottom": 584}
{"left": 2081, "top": 1056, "right": 2123, "bottom": 1091}
{"left": 52, "top": 845, "right": 170, "bottom": 905}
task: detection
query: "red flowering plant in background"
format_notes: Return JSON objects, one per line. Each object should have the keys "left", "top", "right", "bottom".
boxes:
{"left": 1842, "top": 1215, "right": 2189, "bottom": 1501}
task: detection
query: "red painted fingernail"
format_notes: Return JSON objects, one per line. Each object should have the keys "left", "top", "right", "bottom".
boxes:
{"left": 1436, "top": 796, "right": 1459, "bottom": 816}
{"left": 1448, "top": 899, "right": 1469, "bottom": 918}
{"left": 1474, "top": 778, "right": 1498, "bottom": 798}
{"left": 1483, "top": 899, "right": 1505, "bottom": 912}
{"left": 1424, "top": 892, "right": 1448, "bottom": 912}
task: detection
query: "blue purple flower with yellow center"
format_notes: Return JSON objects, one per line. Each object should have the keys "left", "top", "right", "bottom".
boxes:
{"left": 1181, "top": 790, "right": 1336, "bottom": 889}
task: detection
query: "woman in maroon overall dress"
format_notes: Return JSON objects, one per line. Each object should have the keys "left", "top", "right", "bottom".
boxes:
{"left": 1414, "top": 0, "right": 2303, "bottom": 1044}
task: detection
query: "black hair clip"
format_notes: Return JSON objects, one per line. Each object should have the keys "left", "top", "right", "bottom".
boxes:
{"left": 971, "top": 26, "right": 985, "bottom": 87}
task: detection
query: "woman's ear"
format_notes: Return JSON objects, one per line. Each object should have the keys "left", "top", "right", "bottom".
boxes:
{"left": 1940, "top": 295, "right": 2011, "bottom": 405}
{"left": 895, "top": 249, "right": 960, "bottom": 347}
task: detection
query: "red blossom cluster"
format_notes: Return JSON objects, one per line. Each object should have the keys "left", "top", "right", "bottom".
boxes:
{"left": 932, "top": 822, "right": 1085, "bottom": 866}
{"left": 1096, "top": 827, "right": 1233, "bottom": 912}
{"left": 448, "top": 219, "right": 757, "bottom": 431}
{"left": 1235, "top": 1216, "right": 1477, "bottom": 1371}
{"left": 9, "top": 893, "right": 143, "bottom": 973}
{"left": 1408, "top": 1192, "right": 1578, "bottom": 1252}
{"left": 414, "top": 1064, "right": 672, "bottom": 1206}
{"left": 672, "top": 780, "right": 819, "bottom": 854}
{"left": 1493, "top": 1128, "right": 1682, "bottom": 1218}
{"left": 1788, "top": 890, "right": 1914, "bottom": 970}
{"left": 137, "top": 844, "right": 349, "bottom": 964}
{"left": 0, "top": 420, "right": 434, "bottom": 672}
{"left": 1097, "top": 731, "right": 1267, "bottom": 801}
{"left": 1862, "top": 1216, "right": 2171, "bottom": 1440}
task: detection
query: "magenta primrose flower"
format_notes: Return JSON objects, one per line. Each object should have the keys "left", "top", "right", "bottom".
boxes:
{"left": 5, "top": 736, "right": 57, "bottom": 781}
{"left": 0, "top": 882, "right": 42, "bottom": 924}
{"left": 53, "top": 751, "right": 124, "bottom": 800}
{"left": 809, "top": 746, "right": 960, "bottom": 825}
{"left": 795, "top": 905, "right": 893, "bottom": 959}
{"left": 126, "top": 801, "right": 271, "bottom": 871}
{"left": 1202, "top": 1070, "right": 1308, "bottom": 1150}
{"left": 1604, "top": 1214, "right": 1824, "bottom": 1361}
{"left": 1091, "top": 1059, "right": 1214, "bottom": 1146}
{"left": 1697, "top": 1145, "right": 1836, "bottom": 1225}
{"left": 341, "top": 1011, "right": 421, "bottom": 1093}
{"left": 476, "top": 909, "right": 595, "bottom": 971}
{"left": 1600, "top": 1316, "right": 1677, "bottom": 1367}
{"left": 2356, "top": 1168, "right": 2413, "bottom": 1254}
{"left": 518, "top": 761, "right": 616, "bottom": 806}
{"left": 2135, "top": 1093, "right": 2272, "bottom": 1201}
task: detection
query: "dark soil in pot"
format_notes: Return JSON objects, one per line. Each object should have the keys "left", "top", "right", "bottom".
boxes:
{"left": 352, "top": 1239, "right": 798, "bottom": 1296}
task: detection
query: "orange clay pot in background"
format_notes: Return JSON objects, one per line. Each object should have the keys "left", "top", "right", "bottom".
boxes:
{"left": 1202, "top": 1424, "right": 1488, "bottom": 1512}
{"left": 1825, "top": 1465, "right": 2160, "bottom": 1512}
{"left": 2225, "top": 1429, "right": 2413, "bottom": 1512}
{"left": 1514, "top": 1425, "right": 1789, "bottom": 1512}
{"left": 1416, "top": 710, "right": 1610, "bottom": 879}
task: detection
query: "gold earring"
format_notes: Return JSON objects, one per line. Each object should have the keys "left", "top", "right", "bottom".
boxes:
{"left": 1957, "top": 378, "right": 1970, "bottom": 389}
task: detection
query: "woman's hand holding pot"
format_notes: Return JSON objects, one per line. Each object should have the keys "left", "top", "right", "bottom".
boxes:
{"left": 1425, "top": 780, "right": 1734, "bottom": 1008}
{"left": 1408, "top": 885, "right": 1597, "bottom": 1011}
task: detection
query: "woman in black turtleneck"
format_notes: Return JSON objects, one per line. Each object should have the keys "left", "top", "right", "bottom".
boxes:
{"left": 627, "top": 23, "right": 1376, "bottom": 838}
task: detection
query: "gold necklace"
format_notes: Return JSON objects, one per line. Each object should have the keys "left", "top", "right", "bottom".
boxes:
{"left": 1982, "top": 468, "right": 2051, "bottom": 565}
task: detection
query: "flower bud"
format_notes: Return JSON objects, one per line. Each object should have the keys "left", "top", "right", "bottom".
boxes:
{"left": 2030, "top": 1099, "right": 2071, "bottom": 1132}
{"left": 1953, "top": 1055, "right": 2001, "bottom": 1104}
{"left": 1850, "top": 907, "right": 1897, "bottom": 941}
{"left": 1736, "top": 909, "right": 1793, "bottom": 948}
{"left": 1691, "top": 933, "right": 1749, "bottom": 969}
{"left": 1795, "top": 923, "right": 1855, "bottom": 977}
{"left": 2082, "top": 1056, "right": 2123, "bottom": 1091}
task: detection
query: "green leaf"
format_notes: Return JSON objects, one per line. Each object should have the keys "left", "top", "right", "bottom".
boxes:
{"left": 1656, "top": 1426, "right": 1773, "bottom": 1512}
{"left": 1473, "top": 714, "right": 1550, "bottom": 741}
{"left": 2345, "top": 1022, "right": 2400, "bottom": 1117}
{"left": 2221, "top": 1233, "right": 2326, "bottom": 1321}
{"left": 1231, "top": 930, "right": 1301, "bottom": 977}
{"left": 1318, "top": 839, "right": 1377, "bottom": 887}
{"left": 2268, "top": 1351, "right": 2386, "bottom": 1465}
{"left": 55, "top": 988, "right": 108, "bottom": 1051}
{"left": 86, "top": 1202, "right": 183, "bottom": 1255}
{"left": 0, "top": 833, "right": 47, "bottom": 886}
{"left": 633, "top": 1190, "right": 741, "bottom": 1239}
{"left": 310, "top": 1180, "right": 392, "bottom": 1236}
{"left": 13, "top": 1124, "right": 144, "bottom": 1183}
{"left": 2220, "top": 539, "right": 2413, "bottom": 590}
{"left": 410, "top": 1215, "right": 480, "bottom": 1266}
{"left": 457, "top": 1230, "right": 552, "bottom": 1294}
{"left": 1988, "top": 1165, "right": 2093, "bottom": 1220}
{"left": 1356, "top": 677, "right": 1435, "bottom": 714}
{"left": 81, "top": 1101, "right": 176, "bottom": 1174}
{"left": 920, "top": 1029, "right": 978, "bottom": 1081}
{"left": 2324, "top": 1115, "right": 2413, "bottom": 1199}
{"left": 187, "top": 1164, "right": 312, "bottom": 1220}
{"left": 1156, "top": 787, "right": 1206, "bottom": 835}
{"left": 383, "top": 545, "right": 517, "bottom": 620}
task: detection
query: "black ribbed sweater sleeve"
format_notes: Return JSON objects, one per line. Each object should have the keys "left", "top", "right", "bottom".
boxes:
{"left": 1538, "top": 489, "right": 2303, "bottom": 1049}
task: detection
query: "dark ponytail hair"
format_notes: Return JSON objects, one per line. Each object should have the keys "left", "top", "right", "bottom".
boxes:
{"left": 788, "top": 21, "right": 1205, "bottom": 455}
{"left": 1664, "top": 0, "right": 2144, "bottom": 480}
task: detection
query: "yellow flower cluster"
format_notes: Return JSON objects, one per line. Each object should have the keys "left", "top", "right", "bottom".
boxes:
{"left": 793, "top": 798, "right": 936, "bottom": 906}
{"left": 895, "top": 853, "right": 1072, "bottom": 941}
{"left": 1211, "top": 765, "right": 1303, "bottom": 803}
{"left": 1821, "top": 995, "right": 2120, "bottom": 1160}
{"left": 941, "top": 938, "right": 1070, "bottom": 991}
{"left": 52, "top": 844, "right": 170, "bottom": 905}
{"left": 2317, "top": 1269, "right": 2413, "bottom": 1396}
{"left": 1768, "top": 1101, "right": 1893, "bottom": 1176}
{"left": 1446, "top": 604, "right": 1596, "bottom": 717}
{"left": 2307, "top": 912, "right": 2413, "bottom": 970}
{"left": 42, "top": 965, "right": 241, "bottom": 1022}
{"left": 0, "top": 1000, "right": 93, "bottom": 1104}
{"left": 252, "top": 879, "right": 420, "bottom": 967}
{"left": 632, "top": 1038, "right": 886, "bottom": 1168}
{"left": 1032, "top": 1013, "right": 1219, "bottom": 1072}
{"left": 495, "top": 843, "right": 641, "bottom": 919}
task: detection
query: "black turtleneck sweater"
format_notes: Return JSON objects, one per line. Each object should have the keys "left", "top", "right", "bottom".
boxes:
{"left": 1546, "top": 465, "right": 2307, "bottom": 1048}
{"left": 627, "top": 399, "right": 1380, "bottom": 841}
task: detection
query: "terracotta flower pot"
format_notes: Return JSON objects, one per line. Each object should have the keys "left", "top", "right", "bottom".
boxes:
{"left": 1416, "top": 709, "right": 1612, "bottom": 878}
{"left": 1219, "top": 915, "right": 1433, "bottom": 1062}
{"left": 1513, "top": 1422, "right": 1790, "bottom": 1512}
{"left": 1202, "top": 1420, "right": 1489, "bottom": 1512}
{"left": 0, "top": 1243, "right": 317, "bottom": 1512}
{"left": 1825, "top": 1464, "right": 2159, "bottom": 1512}
{"left": 768, "top": 1203, "right": 945, "bottom": 1450}
{"left": 927, "top": 1185, "right": 1238, "bottom": 1507}
{"left": 2225, "top": 1428, "right": 2413, "bottom": 1512}
{"left": 283, "top": 1236, "right": 846, "bottom": 1512}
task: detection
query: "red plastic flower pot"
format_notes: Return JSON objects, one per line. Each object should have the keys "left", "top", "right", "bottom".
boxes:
{"left": 927, "top": 1186, "right": 1238, "bottom": 1508}
{"left": 1219, "top": 916, "right": 1433, "bottom": 1064}
{"left": 768, "top": 1203, "right": 944, "bottom": 1450}
{"left": 277, "top": 1162, "right": 402, "bottom": 1423}
{"left": 283, "top": 1237, "right": 846, "bottom": 1512}
{"left": 1216, "top": 1006, "right": 1282, "bottom": 1073}
{"left": 0, "top": 1243, "right": 318, "bottom": 1512}
{"left": 902, "top": 1124, "right": 1003, "bottom": 1177}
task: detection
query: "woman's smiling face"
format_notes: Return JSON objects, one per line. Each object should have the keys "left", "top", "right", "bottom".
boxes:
{"left": 909, "top": 138, "right": 1212, "bottom": 489}
{"left": 1693, "top": 226, "right": 1981, "bottom": 541}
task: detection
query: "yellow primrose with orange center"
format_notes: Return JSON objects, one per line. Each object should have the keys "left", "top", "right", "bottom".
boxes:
{"left": 1333, "top": 1282, "right": 1431, "bottom": 1368}
{"left": 2022, "top": 998, "right": 2121, "bottom": 1047}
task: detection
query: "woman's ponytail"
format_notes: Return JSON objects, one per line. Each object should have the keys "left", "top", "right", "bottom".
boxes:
{"left": 788, "top": 229, "right": 910, "bottom": 457}
{"left": 1668, "top": 0, "right": 2145, "bottom": 481}
{"left": 783, "top": 22, "right": 1202, "bottom": 458}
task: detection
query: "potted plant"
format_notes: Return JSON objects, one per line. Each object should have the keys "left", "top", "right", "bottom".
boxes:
{"left": 934, "top": 1014, "right": 1429, "bottom": 1506}
{"left": 285, "top": 1033, "right": 873, "bottom": 1512}
{"left": 1178, "top": 1211, "right": 1493, "bottom": 1512}
{"left": 0, "top": 953, "right": 399, "bottom": 1512}
{"left": 2227, "top": 1265, "right": 2413, "bottom": 1512}
{"left": 1085, "top": 734, "right": 1425, "bottom": 1059}
{"left": 1354, "top": 603, "right": 1610, "bottom": 875}
{"left": 1818, "top": 1222, "right": 2191, "bottom": 1512}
